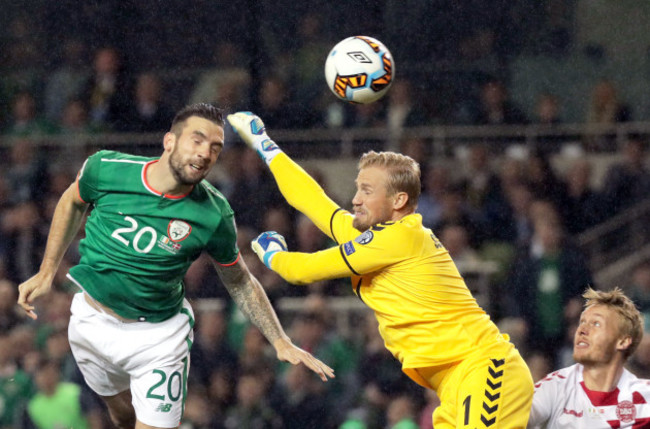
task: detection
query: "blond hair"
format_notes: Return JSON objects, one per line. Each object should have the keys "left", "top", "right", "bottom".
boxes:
{"left": 358, "top": 151, "right": 421, "bottom": 210}
{"left": 583, "top": 287, "right": 644, "bottom": 360}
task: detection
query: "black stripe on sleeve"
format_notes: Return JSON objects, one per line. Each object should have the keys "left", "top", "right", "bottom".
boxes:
{"left": 330, "top": 208, "right": 343, "bottom": 244}
{"left": 339, "top": 245, "right": 360, "bottom": 276}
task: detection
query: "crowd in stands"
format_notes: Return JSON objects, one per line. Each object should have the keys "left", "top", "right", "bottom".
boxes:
{"left": 1, "top": 2, "right": 650, "bottom": 429}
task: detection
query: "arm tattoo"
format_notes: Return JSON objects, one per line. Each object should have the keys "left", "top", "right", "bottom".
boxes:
{"left": 215, "top": 260, "right": 285, "bottom": 344}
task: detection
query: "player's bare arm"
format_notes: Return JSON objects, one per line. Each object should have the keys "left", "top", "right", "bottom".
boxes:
{"left": 214, "top": 257, "right": 335, "bottom": 381}
{"left": 18, "top": 181, "right": 89, "bottom": 319}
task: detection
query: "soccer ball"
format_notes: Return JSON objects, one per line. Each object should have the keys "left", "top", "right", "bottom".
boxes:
{"left": 324, "top": 36, "right": 394, "bottom": 104}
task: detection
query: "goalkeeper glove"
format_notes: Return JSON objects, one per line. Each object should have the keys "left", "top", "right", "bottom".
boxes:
{"left": 251, "top": 231, "right": 288, "bottom": 269}
{"left": 227, "top": 111, "right": 281, "bottom": 164}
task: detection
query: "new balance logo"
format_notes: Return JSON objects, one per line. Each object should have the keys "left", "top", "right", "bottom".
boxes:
{"left": 155, "top": 403, "right": 172, "bottom": 413}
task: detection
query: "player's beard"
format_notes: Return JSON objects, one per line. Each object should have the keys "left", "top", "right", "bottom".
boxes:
{"left": 168, "top": 146, "right": 208, "bottom": 186}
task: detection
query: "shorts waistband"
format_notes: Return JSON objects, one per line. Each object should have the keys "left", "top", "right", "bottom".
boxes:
{"left": 83, "top": 292, "right": 140, "bottom": 324}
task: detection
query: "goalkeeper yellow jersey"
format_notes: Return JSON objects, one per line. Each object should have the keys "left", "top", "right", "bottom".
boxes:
{"left": 268, "top": 153, "right": 507, "bottom": 389}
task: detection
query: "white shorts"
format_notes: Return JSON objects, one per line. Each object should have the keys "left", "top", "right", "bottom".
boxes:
{"left": 68, "top": 292, "right": 194, "bottom": 428}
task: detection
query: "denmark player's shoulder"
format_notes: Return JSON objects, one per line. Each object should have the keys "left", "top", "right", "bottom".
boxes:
{"left": 534, "top": 364, "right": 577, "bottom": 389}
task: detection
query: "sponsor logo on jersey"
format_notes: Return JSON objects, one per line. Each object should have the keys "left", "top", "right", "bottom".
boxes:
{"left": 562, "top": 408, "right": 583, "bottom": 417}
{"left": 343, "top": 241, "right": 356, "bottom": 256}
{"left": 168, "top": 219, "right": 191, "bottom": 242}
{"left": 355, "top": 230, "right": 374, "bottom": 245}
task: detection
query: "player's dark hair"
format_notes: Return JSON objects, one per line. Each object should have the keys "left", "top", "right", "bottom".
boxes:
{"left": 170, "top": 103, "right": 224, "bottom": 135}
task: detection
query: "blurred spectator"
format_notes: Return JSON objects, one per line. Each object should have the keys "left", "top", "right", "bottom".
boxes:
{"left": 238, "top": 325, "right": 276, "bottom": 379}
{"left": 80, "top": 46, "right": 131, "bottom": 129}
{"left": 190, "top": 306, "right": 239, "bottom": 388}
{"left": 385, "top": 79, "right": 429, "bottom": 150}
{"left": 439, "top": 223, "right": 483, "bottom": 269}
{"left": 27, "top": 358, "right": 89, "bottom": 429}
{"left": 295, "top": 213, "right": 335, "bottom": 254}
{"left": 399, "top": 137, "right": 431, "bottom": 186}
{"left": 43, "top": 38, "right": 89, "bottom": 123}
{"left": 181, "top": 387, "right": 221, "bottom": 429}
{"left": 417, "top": 165, "right": 451, "bottom": 229}
{"left": 1, "top": 201, "right": 46, "bottom": 282}
{"left": 224, "top": 369, "right": 283, "bottom": 429}
{"left": 1, "top": 15, "right": 43, "bottom": 79}
{"left": 290, "top": 13, "right": 333, "bottom": 113}
{"left": 357, "top": 313, "right": 411, "bottom": 405}
{"left": 432, "top": 183, "right": 486, "bottom": 249}
{"left": 456, "top": 77, "right": 528, "bottom": 125}
{"left": 386, "top": 395, "right": 420, "bottom": 429}
{"left": 114, "top": 71, "right": 175, "bottom": 132}
{"left": 0, "top": 333, "right": 33, "bottom": 429}
{"left": 525, "top": 351, "right": 554, "bottom": 383}
{"left": 500, "top": 181, "right": 535, "bottom": 246}
{"left": 8, "top": 324, "right": 38, "bottom": 373}
{"left": 504, "top": 211, "right": 593, "bottom": 365}
{"left": 584, "top": 79, "right": 631, "bottom": 150}
{"left": 628, "top": 261, "right": 650, "bottom": 320}
{"left": 183, "top": 252, "right": 228, "bottom": 300}
{"left": 347, "top": 101, "right": 386, "bottom": 129}
{"left": 458, "top": 143, "right": 512, "bottom": 242}
{"left": 256, "top": 75, "right": 314, "bottom": 129}
{"left": 417, "top": 389, "right": 440, "bottom": 429}
{"left": 3, "top": 91, "right": 58, "bottom": 137}
{"left": 188, "top": 41, "right": 250, "bottom": 107}
{"left": 585, "top": 79, "right": 631, "bottom": 125}
{"left": 563, "top": 157, "right": 607, "bottom": 234}
{"left": 207, "top": 367, "right": 237, "bottom": 425}
{"left": 5, "top": 138, "right": 49, "bottom": 205}
{"left": 278, "top": 363, "right": 328, "bottom": 429}
{"left": 226, "top": 147, "right": 282, "bottom": 231}
{"left": 290, "top": 295, "right": 360, "bottom": 414}
{"left": 533, "top": 93, "right": 567, "bottom": 150}
{"left": 627, "top": 333, "right": 650, "bottom": 380}
{"left": 601, "top": 135, "right": 650, "bottom": 216}
{"left": 263, "top": 206, "right": 296, "bottom": 250}
{"left": 0, "top": 279, "right": 21, "bottom": 332}
{"left": 58, "top": 99, "right": 102, "bottom": 135}
{"left": 524, "top": 149, "right": 570, "bottom": 220}
{"left": 534, "top": 93, "right": 562, "bottom": 126}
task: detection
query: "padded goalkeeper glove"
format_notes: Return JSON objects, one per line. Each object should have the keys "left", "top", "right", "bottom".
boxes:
{"left": 227, "top": 111, "right": 281, "bottom": 164}
{"left": 251, "top": 231, "right": 288, "bottom": 269}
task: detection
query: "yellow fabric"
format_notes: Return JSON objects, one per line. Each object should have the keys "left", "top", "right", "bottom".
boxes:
{"left": 269, "top": 153, "right": 507, "bottom": 383}
{"left": 424, "top": 341, "right": 533, "bottom": 428}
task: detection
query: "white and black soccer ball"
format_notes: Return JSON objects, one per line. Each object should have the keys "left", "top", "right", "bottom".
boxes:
{"left": 324, "top": 36, "right": 394, "bottom": 104}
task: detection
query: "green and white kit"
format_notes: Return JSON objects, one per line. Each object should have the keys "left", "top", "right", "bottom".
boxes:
{"left": 68, "top": 150, "right": 239, "bottom": 322}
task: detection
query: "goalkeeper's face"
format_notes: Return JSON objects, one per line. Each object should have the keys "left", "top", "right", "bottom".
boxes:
{"left": 167, "top": 116, "right": 224, "bottom": 186}
{"left": 352, "top": 166, "right": 395, "bottom": 231}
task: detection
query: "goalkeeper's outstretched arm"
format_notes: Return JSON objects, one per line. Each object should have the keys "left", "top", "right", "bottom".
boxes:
{"left": 227, "top": 112, "right": 341, "bottom": 238}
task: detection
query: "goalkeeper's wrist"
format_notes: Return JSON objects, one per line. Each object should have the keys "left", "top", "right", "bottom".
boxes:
{"left": 262, "top": 250, "right": 279, "bottom": 269}
{"left": 253, "top": 137, "right": 282, "bottom": 165}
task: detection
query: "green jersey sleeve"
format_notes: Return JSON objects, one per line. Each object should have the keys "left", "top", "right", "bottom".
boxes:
{"left": 201, "top": 183, "right": 240, "bottom": 265}
{"left": 77, "top": 150, "right": 108, "bottom": 203}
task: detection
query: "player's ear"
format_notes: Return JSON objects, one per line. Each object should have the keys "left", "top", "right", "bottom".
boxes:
{"left": 163, "top": 132, "right": 176, "bottom": 153}
{"left": 393, "top": 192, "right": 409, "bottom": 211}
{"left": 616, "top": 335, "right": 632, "bottom": 353}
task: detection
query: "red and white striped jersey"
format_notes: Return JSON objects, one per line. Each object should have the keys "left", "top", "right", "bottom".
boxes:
{"left": 529, "top": 363, "right": 650, "bottom": 428}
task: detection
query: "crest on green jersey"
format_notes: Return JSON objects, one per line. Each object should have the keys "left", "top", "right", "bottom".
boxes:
{"left": 167, "top": 219, "right": 192, "bottom": 242}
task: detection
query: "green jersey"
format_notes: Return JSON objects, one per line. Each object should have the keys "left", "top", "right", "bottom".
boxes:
{"left": 68, "top": 150, "right": 239, "bottom": 322}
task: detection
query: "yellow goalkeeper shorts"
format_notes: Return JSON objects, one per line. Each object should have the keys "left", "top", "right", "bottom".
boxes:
{"left": 417, "top": 340, "right": 533, "bottom": 428}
